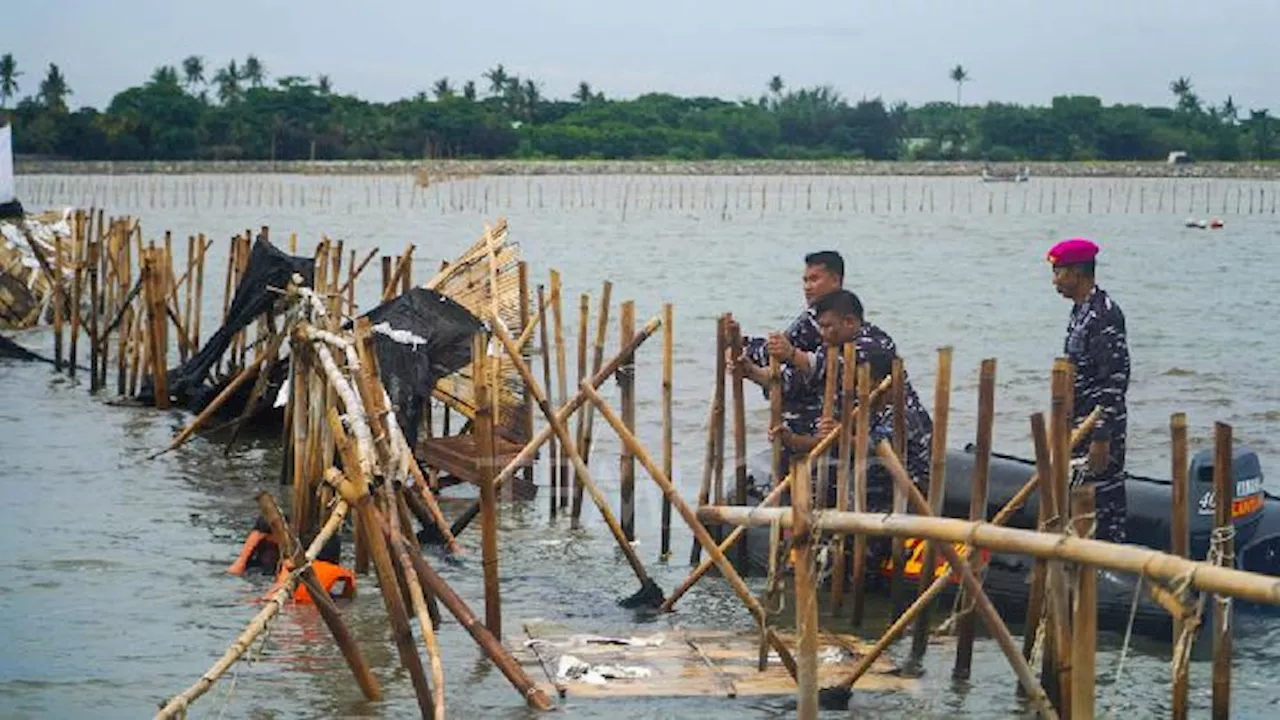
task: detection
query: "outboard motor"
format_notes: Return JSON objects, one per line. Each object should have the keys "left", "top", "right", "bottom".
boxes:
{"left": 1186, "top": 447, "right": 1264, "bottom": 566}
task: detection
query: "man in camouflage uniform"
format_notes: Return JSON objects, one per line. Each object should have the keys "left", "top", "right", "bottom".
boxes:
{"left": 731, "top": 251, "right": 845, "bottom": 435}
{"left": 738, "top": 289, "right": 933, "bottom": 508}
{"left": 1048, "top": 238, "right": 1131, "bottom": 544}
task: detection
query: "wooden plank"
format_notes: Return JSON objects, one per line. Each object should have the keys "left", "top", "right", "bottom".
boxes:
{"left": 512, "top": 622, "right": 914, "bottom": 699}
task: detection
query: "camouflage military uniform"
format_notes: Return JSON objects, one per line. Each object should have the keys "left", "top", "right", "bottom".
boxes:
{"left": 794, "top": 323, "right": 934, "bottom": 511}
{"left": 743, "top": 307, "right": 825, "bottom": 434}
{"left": 1065, "top": 286, "right": 1131, "bottom": 544}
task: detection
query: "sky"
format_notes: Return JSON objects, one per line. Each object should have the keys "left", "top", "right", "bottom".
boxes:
{"left": 5, "top": 0, "right": 1280, "bottom": 113}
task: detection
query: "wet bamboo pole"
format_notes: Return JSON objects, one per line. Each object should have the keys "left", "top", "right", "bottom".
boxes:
{"left": 1044, "top": 360, "right": 1074, "bottom": 715}
{"left": 1020, "top": 412, "right": 1056, "bottom": 697}
{"left": 953, "top": 358, "right": 996, "bottom": 679}
{"left": 1212, "top": 421, "right": 1234, "bottom": 720}
{"left": 192, "top": 233, "right": 205, "bottom": 354}
{"left": 450, "top": 313, "right": 662, "bottom": 539}
{"left": 518, "top": 262, "right": 535, "bottom": 489}
{"left": 536, "top": 284, "right": 557, "bottom": 514}
{"left": 889, "top": 357, "right": 908, "bottom": 613}
{"left": 571, "top": 293, "right": 589, "bottom": 510}
{"left": 580, "top": 381, "right": 799, "bottom": 678}
{"left": 53, "top": 234, "right": 64, "bottom": 369}
{"left": 87, "top": 238, "right": 101, "bottom": 391}
{"left": 830, "top": 348, "right": 855, "bottom": 609}
{"left": 849, "top": 352, "right": 869, "bottom": 624}
{"left": 489, "top": 316, "right": 664, "bottom": 606}
{"left": 474, "top": 332, "right": 503, "bottom": 636}
{"left": 385, "top": 485, "right": 447, "bottom": 720}
{"left": 1070, "top": 486, "right": 1096, "bottom": 719}
{"left": 574, "top": 281, "right": 612, "bottom": 510}
{"left": 145, "top": 249, "right": 170, "bottom": 409}
{"left": 255, "top": 492, "right": 381, "bottom": 701}
{"left": 154, "top": 498, "right": 349, "bottom": 720}
{"left": 620, "top": 300, "right": 637, "bottom": 541}
{"left": 727, "top": 316, "right": 748, "bottom": 570}
{"left": 660, "top": 302, "right": 674, "bottom": 560}
{"left": 551, "top": 271, "right": 569, "bottom": 510}
{"left": 691, "top": 315, "right": 727, "bottom": 565}
{"left": 1170, "top": 412, "right": 1190, "bottom": 720}
{"left": 909, "top": 346, "right": 952, "bottom": 665}
{"left": 794, "top": 447, "right": 818, "bottom": 720}
{"left": 69, "top": 212, "right": 83, "bottom": 378}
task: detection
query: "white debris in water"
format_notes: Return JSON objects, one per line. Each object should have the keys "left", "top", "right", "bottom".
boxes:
{"left": 555, "top": 654, "right": 652, "bottom": 685}
{"left": 371, "top": 321, "right": 427, "bottom": 349}
{"left": 819, "top": 646, "right": 851, "bottom": 664}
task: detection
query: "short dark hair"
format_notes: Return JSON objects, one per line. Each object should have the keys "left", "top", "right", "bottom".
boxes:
{"left": 813, "top": 288, "right": 864, "bottom": 320}
{"left": 805, "top": 251, "right": 844, "bottom": 280}
{"left": 317, "top": 533, "right": 342, "bottom": 564}
{"left": 1076, "top": 260, "right": 1096, "bottom": 278}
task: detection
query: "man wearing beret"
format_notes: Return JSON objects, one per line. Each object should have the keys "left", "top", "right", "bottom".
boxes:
{"left": 1047, "top": 238, "right": 1131, "bottom": 544}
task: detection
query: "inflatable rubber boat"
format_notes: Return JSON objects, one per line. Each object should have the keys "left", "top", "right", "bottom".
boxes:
{"left": 731, "top": 443, "right": 1280, "bottom": 639}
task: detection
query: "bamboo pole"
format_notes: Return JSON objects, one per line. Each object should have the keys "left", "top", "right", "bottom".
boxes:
{"left": 192, "top": 233, "right": 205, "bottom": 353}
{"left": 552, "top": 271, "right": 570, "bottom": 510}
{"left": 145, "top": 249, "right": 170, "bottom": 409}
{"left": 87, "top": 239, "right": 101, "bottom": 391}
{"left": 726, "top": 316, "right": 748, "bottom": 570}
{"left": 154, "top": 499, "right": 349, "bottom": 720}
{"left": 692, "top": 315, "right": 727, "bottom": 565}
{"left": 954, "top": 358, "right": 996, "bottom": 679}
{"left": 450, "top": 314, "right": 662, "bottom": 539}
{"left": 1070, "top": 486, "right": 1096, "bottom": 720}
{"left": 255, "top": 492, "right": 381, "bottom": 701}
{"left": 518, "top": 262, "right": 535, "bottom": 488}
{"left": 831, "top": 347, "right": 855, "bottom": 609}
{"left": 890, "top": 356, "right": 908, "bottom": 612}
{"left": 660, "top": 302, "right": 674, "bottom": 560}
{"left": 580, "top": 381, "right": 799, "bottom": 679}
{"left": 794, "top": 447, "right": 818, "bottom": 720}
{"left": 474, "top": 332, "right": 503, "bottom": 636}
{"left": 53, "top": 234, "right": 64, "bottom": 369}
{"left": 909, "top": 346, "right": 952, "bottom": 664}
{"left": 572, "top": 292, "right": 589, "bottom": 509}
{"left": 849, "top": 351, "right": 868, "bottom": 623}
{"left": 69, "top": 212, "right": 84, "bottom": 378}
{"left": 537, "top": 284, "right": 557, "bottom": 514}
{"left": 1020, "top": 411, "right": 1056, "bottom": 698}
{"left": 620, "top": 300, "right": 637, "bottom": 541}
{"left": 1045, "top": 360, "right": 1074, "bottom": 714}
{"left": 1212, "top": 421, "right": 1234, "bottom": 720}
{"left": 386, "top": 486, "right": 447, "bottom": 720}
{"left": 1170, "top": 412, "right": 1190, "bottom": 720}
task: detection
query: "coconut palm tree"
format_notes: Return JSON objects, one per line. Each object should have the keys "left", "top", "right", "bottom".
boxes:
{"left": 484, "top": 64, "right": 509, "bottom": 96}
{"left": 318, "top": 74, "right": 332, "bottom": 94}
{"left": 1221, "top": 95, "right": 1237, "bottom": 125}
{"left": 462, "top": 80, "right": 476, "bottom": 101}
{"left": 768, "top": 75, "right": 784, "bottom": 96}
{"left": 433, "top": 78, "right": 454, "bottom": 100}
{"left": 574, "top": 81, "right": 593, "bottom": 103}
{"left": 181, "top": 56, "right": 204, "bottom": 89}
{"left": 243, "top": 55, "right": 266, "bottom": 87}
{"left": 0, "top": 54, "right": 21, "bottom": 108}
{"left": 1169, "top": 76, "right": 1200, "bottom": 113}
{"left": 151, "top": 65, "right": 180, "bottom": 88}
{"left": 950, "top": 64, "right": 969, "bottom": 105}
{"left": 522, "top": 79, "right": 541, "bottom": 121}
{"left": 213, "top": 60, "right": 242, "bottom": 105}
{"left": 38, "top": 63, "right": 70, "bottom": 112}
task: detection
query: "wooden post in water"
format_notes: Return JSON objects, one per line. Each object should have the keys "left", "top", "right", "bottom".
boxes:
{"left": 954, "top": 358, "right": 995, "bottom": 680}
{"left": 1170, "top": 412, "right": 1191, "bottom": 720}
{"left": 145, "top": 248, "right": 170, "bottom": 409}
{"left": 551, "top": 270, "right": 569, "bottom": 508}
{"left": 909, "top": 346, "right": 952, "bottom": 665}
{"left": 1044, "top": 359, "right": 1074, "bottom": 715}
{"left": 53, "top": 234, "right": 65, "bottom": 370}
{"left": 849, "top": 353, "right": 869, "bottom": 625}
{"left": 474, "top": 331, "right": 502, "bottom": 638}
{"left": 87, "top": 238, "right": 101, "bottom": 391}
{"left": 69, "top": 211, "right": 84, "bottom": 378}
{"left": 536, "top": 284, "right": 557, "bottom": 515}
{"left": 793, "top": 447, "right": 818, "bottom": 720}
{"left": 620, "top": 300, "right": 637, "bottom": 541}
{"left": 572, "top": 292, "right": 589, "bottom": 507}
{"left": 518, "top": 262, "right": 535, "bottom": 489}
{"left": 1020, "top": 412, "right": 1054, "bottom": 695}
{"left": 660, "top": 302, "right": 674, "bottom": 560}
{"left": 693, "top": 315, "right": 727, "bottom": 565}
{"left": 832, "top": 348, "right": 854, "bottom": 614}
{"left": 573, "top": 281, "right": 611, "bottom": 521}
{"left": 1070, "top": 486, "right": 1097, "bottom": 719}
{"left": 890, "top": 357, "right": 908, "bottom": 614}
{"left": 726, "top": 315, "right": 748, "bottom": 570}
{"left": 1212, "top": 421, "right": 1234, "bottom": 720}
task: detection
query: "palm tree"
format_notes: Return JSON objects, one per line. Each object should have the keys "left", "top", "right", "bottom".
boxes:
{"left": 484, "top": 64, "right": 509, "bottom": 96}
{"left": 0, "top": 54, "right": 21, "bottom": 108}
{"left": 1169, "top": 76, "right": 1200, "bottom": 113}
{"left": 522, "top": 79, "right": 541, "bottom": 121}
{"left": 1221, "top": 95, "right": 1237, "bottom": 125}
{"left": 574, "top": 81, "right": 593, "bottom": 103}
{"left": 150, "top": 65, "right": 180, "bottom": 88}
{"left": 243, "top": 55, "right": 266, "bottom": 87}
{"left": 213, "top": 60, "right": 242, "bottom": 105}
{"left": 433, "top": 77, "right": 454, "bottom": 100}
{"left": 768, "top": 75, "right": 784, "bottom": 96}
{"left": 181, "top": 56, "right": 204, "bottom": 89}
{"left": 1169, "top": 76, "right": 1192, "bottom": 99}
{"left": 317, "top": 74, "right": 332, "bottom": 94}
{"left": 38, "top": 63, "right": 70, "bottom": 112}
{"left": 949, "top": 64, "right": 969, "bottom": 105}
{"left": 462, "top": 80, "right": 476, "bottom": 101}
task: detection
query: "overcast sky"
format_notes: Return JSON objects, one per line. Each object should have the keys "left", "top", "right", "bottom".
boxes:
{"left": 6, "top": 0, "right": 1279, "bottom": 112}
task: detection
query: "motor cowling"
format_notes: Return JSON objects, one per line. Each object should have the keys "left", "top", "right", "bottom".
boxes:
{"left": 1187, "top": 447, "right": 1264, "bottom": 564}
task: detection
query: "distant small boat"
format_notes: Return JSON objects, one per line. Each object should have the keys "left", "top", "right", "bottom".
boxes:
{"left": 980, "top": 166, "right": 1031, "bottom": 183}
{"left": 1185, "top": 217, "right": 1225, "bottom": 230}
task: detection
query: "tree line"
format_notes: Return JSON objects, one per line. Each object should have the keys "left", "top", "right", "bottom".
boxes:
{"left": 0, "top": 54, "right": 1274, "bottom": 163}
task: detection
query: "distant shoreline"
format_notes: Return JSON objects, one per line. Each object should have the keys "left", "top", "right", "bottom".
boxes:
{"left": 13, "top": 158, "right": 1280, "bottom": 179}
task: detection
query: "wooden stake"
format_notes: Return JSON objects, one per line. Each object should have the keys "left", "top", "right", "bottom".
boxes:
{"left": 660, "top": 302, "right": 674, "bottom": 560}
{"left": 692, "top": 314, "right": 727, "bottom": 565}
{"left": 831, "top": 346, "right": 854, "bottom": 610}
{"left": 572, "top": 292, "right": 589, "bottom": 509}
{"left": 551, "top": 271, "right": 569, "bottom": 509}
{"left": 1212, "top": 421, "right": 1234, "bottom": 720}
{"left": 794, "top": 446, "right": 818, "bottom": 720}
{"left": 474, "top": 332, "right": 503, "bottom": 637}
{"left": 1170, "top": 412, "right": 1190, "bottom": 720}
{"left": 889, "top": 356, "right": 908, "bottom": 613}
{"left": 726, "top": 316, "right": 748, "bottom": 570}
{"left": 849, "top": 353, "right": 869, "bottom": 624}
{"left": 909, "top": 346, "right": 952, "bottom": 664}
{"left": 619, "top": 299, "right": 637, "bottom": 541}
{"left": 536, "top": 284, "right": 557, "bottom": 514}
{"left": 1070, "top": 486, "right": 1096, "bottom": 720}
{"left": 954, "top": 358, "right": 996, "bottom": 680}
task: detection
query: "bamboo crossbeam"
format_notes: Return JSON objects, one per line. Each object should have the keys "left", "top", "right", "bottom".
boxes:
{"left": 694, "top": 507, "right": 1280, "bottom": 608}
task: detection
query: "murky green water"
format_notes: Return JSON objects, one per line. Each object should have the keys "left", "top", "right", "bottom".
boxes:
{"left": 3, "top": 174, "right": 1280, "bottom": 718}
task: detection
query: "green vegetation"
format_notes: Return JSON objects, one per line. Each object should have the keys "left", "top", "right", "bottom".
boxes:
{"left": 0, "top": 54, "right": 1274, "bottom": 163}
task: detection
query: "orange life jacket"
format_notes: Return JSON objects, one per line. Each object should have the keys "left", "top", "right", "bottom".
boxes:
{"left": 272, "top": 560, "right": 356, "bottom": 604}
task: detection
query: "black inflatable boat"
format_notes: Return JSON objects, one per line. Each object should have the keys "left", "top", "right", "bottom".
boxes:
{"left": 733, "top": 443, "right": 1280, "bottom": 639}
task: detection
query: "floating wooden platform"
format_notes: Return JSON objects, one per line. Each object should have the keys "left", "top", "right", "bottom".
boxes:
{"left": 512, "top": 620, "right": 917, "bottom": 700}
{"left": 415, "top": 433, "right": 534, "bottom": 487}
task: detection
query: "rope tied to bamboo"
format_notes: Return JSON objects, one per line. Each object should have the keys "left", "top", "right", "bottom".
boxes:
{"left": 1168, "top": 522, "right": 1237, "bottom": 699}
